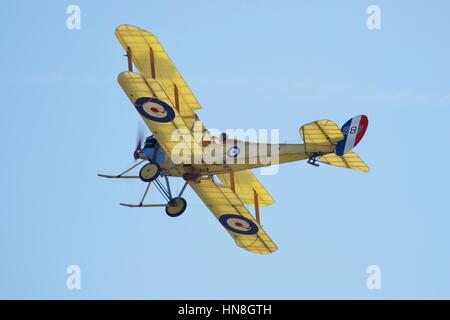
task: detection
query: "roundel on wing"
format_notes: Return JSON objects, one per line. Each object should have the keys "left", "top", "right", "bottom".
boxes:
{"left": 219, "top": 214, "right": 259, "bottom": 235}
{"left": 134, "top": 97, "right": 175, "bottom": 123}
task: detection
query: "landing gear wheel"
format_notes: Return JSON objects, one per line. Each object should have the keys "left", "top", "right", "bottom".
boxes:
{"left": 165, "top": 197, "right": 187, "bottom": 217}
{"left": 139, "top": 162, "right": 160, "bottom": 182}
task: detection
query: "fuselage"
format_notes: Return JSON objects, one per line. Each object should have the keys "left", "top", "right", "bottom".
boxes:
{"left": 141, "top": 137, "right": 335, "bottom": 177}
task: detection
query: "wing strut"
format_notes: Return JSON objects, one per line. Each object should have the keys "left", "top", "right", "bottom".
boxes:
{"left": 149, "top": 47, "right": 156, "bottom": 79}
{"left": 173, "top": 83, "right": 180, "bottom": 113}
{"left": 254, "top": 189, "right": 260, "bottom": 225}
{"left": 229, "top": 171, "right": 236, "bottom": 193}
{"left": 126, "top": 47, "right": 133, "bottom": 72}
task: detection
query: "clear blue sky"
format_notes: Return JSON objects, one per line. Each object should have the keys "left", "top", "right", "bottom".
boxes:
{"left": 1, "top": 1, "right": 449, "bottom": 299}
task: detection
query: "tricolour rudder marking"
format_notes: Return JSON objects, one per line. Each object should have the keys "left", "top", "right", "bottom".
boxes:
{"left": 335, "top": 115, "right": 368, "bottom": 156}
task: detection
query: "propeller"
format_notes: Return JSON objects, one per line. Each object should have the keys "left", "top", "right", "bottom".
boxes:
{"left": 133, "top": 123, "right": 145, "bottom": 161}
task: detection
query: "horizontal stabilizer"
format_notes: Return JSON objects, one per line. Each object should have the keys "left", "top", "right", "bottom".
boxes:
{"left": 319, "top": 151, "right": 369, "bottom": 173}
{"left": 300, "top": 120, "right": 344, "bottom": 152}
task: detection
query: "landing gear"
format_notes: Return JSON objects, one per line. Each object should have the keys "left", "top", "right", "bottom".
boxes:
{"left": 118, "top": 170, "right": 190, "bottom": 217}
{"left": 98, "top": 161, "right": 190, "bottom": 217}
{"left": 165, "top": 197, "right": 187, "bottom": 217}
{"left": 139, "top": 162, "right": 160, "bottom": 182}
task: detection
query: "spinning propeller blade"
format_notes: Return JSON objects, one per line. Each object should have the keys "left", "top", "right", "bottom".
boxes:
{"left": 133, "top": 122, "right": 146, "bottom": 160}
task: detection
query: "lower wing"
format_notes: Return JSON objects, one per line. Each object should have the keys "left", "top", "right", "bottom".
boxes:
{"left": 189, "top": 178, "right": 278, "bottom": 254}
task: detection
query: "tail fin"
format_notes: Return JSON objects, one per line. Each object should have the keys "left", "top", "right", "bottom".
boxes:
{"left": 335, "top": 115, "right": 368, "bottom": 156}
{"left": 299, "top": 119, "right": 344, "bottom": 150}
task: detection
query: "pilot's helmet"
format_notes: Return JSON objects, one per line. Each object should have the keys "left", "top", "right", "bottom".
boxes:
{"left": 145, "top": 136, "right": 156, "bottom": 147}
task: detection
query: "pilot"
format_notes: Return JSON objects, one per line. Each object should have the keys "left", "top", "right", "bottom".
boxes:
{"left": 144, "top": 136, "right": 157, "bottom": 148}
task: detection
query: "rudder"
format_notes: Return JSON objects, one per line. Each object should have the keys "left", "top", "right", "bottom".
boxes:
{"left": 335, "top": 115, "right": 368, "bottom": 156}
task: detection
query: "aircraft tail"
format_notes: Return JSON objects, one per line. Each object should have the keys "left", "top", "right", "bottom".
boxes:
{"left": 299, "top": 115, "right": 369, "bottom": 172}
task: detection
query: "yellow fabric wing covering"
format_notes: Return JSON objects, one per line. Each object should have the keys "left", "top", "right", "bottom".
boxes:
{"left": 115, "top": 24, "right": 201, "bottom": 129}
{"left": 216, "top": 170, "right": 275, "bottom": 207}
{"left": 319, "top": 151, "right": 369, "bottom": 173}
{"left": 118, "top": 71, "right": 198, "bottom": 158}
{"left": 300, "top": 120, "right": 344, "bottom": 150}
{"left": 189, "top": 178, "right": 278, "bottom": 254}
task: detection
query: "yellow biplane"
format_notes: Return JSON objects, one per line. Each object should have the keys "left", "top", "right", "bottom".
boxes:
{"left": 98, "top": 25, "right": 369, "bottom": 254}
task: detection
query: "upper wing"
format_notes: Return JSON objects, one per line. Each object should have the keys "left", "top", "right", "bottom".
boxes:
{"left": 319, "top": 151, "right": 369, "bottom": 173}
{"left": 300, "top": 120, "right": 344, "bottom": 152}
{"left": 189, "top": 178, "right": 278, "bottom": 254}
{"left": 115, "top": 24, "right": 200, "bottom": 129}
{"left": 216, "top": 170, "right": 275, "bottom": 207}
{"left": 118, "top": 71, "right": 198, "bottom": 160}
